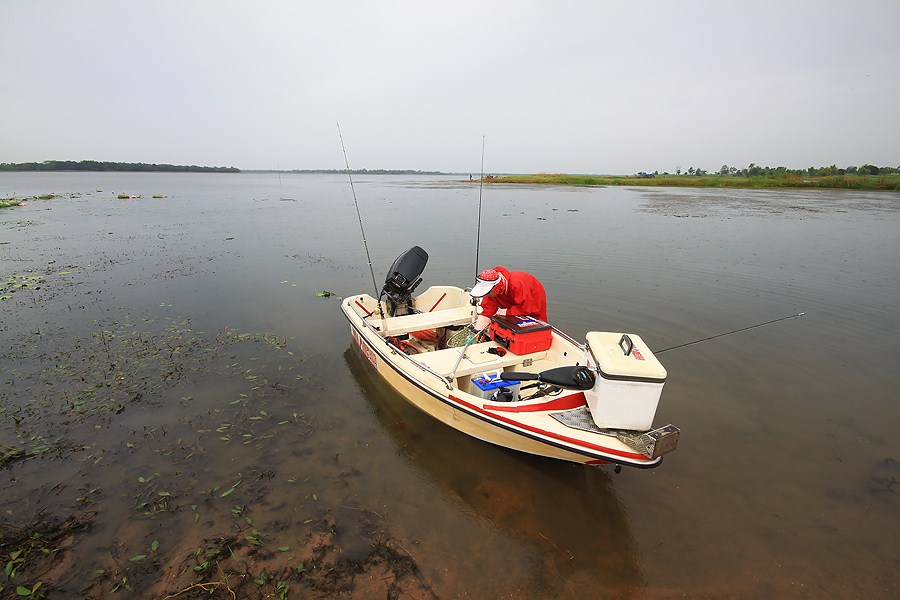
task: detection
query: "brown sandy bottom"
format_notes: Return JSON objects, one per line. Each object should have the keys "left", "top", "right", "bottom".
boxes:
{"left": 2, "top": 510, "right": 437, "bottom": 599}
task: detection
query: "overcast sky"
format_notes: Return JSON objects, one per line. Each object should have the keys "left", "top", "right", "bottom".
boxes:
{"left": 2, "top": 1, "right": 898, "bottom": 174}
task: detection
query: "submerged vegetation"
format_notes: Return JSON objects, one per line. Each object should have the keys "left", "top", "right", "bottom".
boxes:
{"left": 0, "top": 303, "right": 431, "bottom": 598}
{"left": 0, "top": 254, "right": 434, "bottom": 597}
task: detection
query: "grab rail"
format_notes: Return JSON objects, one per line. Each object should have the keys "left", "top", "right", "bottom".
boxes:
{"left": 532, "top": 317, "right": 585, "bottom": 350}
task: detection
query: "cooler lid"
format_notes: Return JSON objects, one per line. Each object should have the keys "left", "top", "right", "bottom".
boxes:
{"left": 585, "top": 332, "right": 667, "bottom": 382}
{"left": 490, "top": 314, "right": 551, "bottom": 333}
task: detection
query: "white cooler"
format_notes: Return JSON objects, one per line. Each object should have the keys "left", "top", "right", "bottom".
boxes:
{"left": 584, "top": 332, "right": 667, "bottom": 431}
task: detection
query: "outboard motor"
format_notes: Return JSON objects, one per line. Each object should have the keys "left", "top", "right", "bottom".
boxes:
{"left": 381, "top": 246, "right": 428, "bottom": 316}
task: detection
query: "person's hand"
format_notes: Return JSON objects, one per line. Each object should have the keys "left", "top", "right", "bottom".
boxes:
{"left": 474, "top": 314, "right": 491, "bottom": 331}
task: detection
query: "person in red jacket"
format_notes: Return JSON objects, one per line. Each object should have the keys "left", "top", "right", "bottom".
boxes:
{"left": 470, "top": 267, "right": 547, "bottom": 331}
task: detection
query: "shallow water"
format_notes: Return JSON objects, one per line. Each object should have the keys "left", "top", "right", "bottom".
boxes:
{"left": 2, "top": 172, "right": 899, "bottom": 598}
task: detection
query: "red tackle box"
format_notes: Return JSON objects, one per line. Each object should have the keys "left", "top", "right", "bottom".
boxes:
{"left": 489, "top": 315, "right": 552, "bottom": 355}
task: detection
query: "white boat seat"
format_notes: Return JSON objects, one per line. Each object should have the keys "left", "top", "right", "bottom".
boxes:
{"left": 412, "top": 342, "right": 548, "bottom": 380}
{"left": 371, "top": 306, "right": 475, "bottom": 336}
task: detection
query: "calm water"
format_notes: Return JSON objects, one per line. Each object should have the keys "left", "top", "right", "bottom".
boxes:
{"left": 2, "top": 172, "right": 899, "bottom": 598}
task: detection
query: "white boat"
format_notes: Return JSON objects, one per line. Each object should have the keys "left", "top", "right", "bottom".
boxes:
{"left": 341, "top": 247, "right": 679, "bottom": 469}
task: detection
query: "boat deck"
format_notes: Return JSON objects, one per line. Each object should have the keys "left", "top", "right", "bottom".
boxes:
{"left": 358, "top": 302, "right": 548, "bottom": 379}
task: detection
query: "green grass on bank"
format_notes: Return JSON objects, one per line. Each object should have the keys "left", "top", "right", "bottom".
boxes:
{"left": 489, "top": 173, "right": 900, "bottom": 191}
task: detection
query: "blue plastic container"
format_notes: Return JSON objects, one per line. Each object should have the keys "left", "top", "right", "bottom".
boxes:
{"left": 470, "top": 374, "right": 520, "bottom": 402}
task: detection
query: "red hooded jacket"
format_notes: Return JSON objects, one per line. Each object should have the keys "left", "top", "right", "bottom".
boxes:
{"left": 478, "top": 267, "right": 547, "bottom": 321}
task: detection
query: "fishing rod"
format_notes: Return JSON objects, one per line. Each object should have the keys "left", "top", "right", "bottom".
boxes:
{"left": 474, "top": 135, "right": 485, "bottom": 276}
{"left": 337, "top": 123, "right": 382, "bottom": 317}
{"left": 655, "top": 312, "right": 805, "bottom": 353}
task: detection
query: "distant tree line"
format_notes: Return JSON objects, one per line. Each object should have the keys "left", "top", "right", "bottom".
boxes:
{"left": 0, "top": 160, "right": 239, "bottom": 173}
{"left": 721, "top": 163, "right": 898, "bottom": 177}
{"left": 664, "top": 163, "right": 898, "bottom": 177}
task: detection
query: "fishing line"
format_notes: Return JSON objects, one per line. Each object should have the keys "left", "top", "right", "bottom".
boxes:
{"left": 655, "top": 312, "right": 805, "bottom": 353}
{"left": 337, "top": 123, "right": 381, "bottom": 315}
{"left": 474, "top": 135, "right": 485, "bottom": 276}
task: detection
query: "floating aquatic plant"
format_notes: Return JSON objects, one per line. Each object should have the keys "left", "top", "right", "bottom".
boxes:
{"left": 0, "top": 274, "right": 45, "bottom": 300}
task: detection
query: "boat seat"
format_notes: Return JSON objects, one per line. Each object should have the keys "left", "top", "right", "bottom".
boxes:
{"left": 371, "top": 306, "right": 475, "bottom": 336}
{"left": 413, "top": 342, "right": 548, "bottom": 380}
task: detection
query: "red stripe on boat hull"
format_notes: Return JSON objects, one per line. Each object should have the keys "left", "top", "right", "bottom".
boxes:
{"left": 485, "top": 393, "right": 587, "bottom": 413}
{"left": 450, "top": 394, "right": 649, "bottom": 462}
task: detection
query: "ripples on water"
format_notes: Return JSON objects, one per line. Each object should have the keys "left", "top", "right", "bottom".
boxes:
{"left": 1, "top": 173, "right": 898, "bottom": 598}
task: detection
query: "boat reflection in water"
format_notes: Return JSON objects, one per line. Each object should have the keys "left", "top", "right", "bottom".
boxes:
{"left": 345, "top": 346, "right": 645, "bottom": 597}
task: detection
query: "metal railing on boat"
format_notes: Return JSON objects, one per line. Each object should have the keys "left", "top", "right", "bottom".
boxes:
{"left": 347, "top": 300, "right": 456, "bottom": 390}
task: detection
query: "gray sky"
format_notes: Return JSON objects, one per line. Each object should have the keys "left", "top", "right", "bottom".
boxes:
{"left": 2, "top": 1, "right": 898, "bottom": 174}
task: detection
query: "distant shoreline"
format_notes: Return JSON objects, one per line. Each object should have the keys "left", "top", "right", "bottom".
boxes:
{"left": 4, "top": 162, "right": 898, "bottom": 191}
{"left": 244, "top": 169, "right": 450, "bottom": 175}
{"left": 0, "top": 161, "right": 238, "bottom": 173}
{"left": 0, "top": 162, "right": 457, "bottom": 176}
{"left": 485, "top": 173, "right": 900, "bottom": 192}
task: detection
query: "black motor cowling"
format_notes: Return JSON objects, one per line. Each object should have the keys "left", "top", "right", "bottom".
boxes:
{"left": 381, "top": 246, "right": 428, "bottom": 315}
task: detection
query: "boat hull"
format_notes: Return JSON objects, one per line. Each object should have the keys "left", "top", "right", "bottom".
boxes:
{"left": 342, "top": 288, "right": 665, "bottom": 468}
